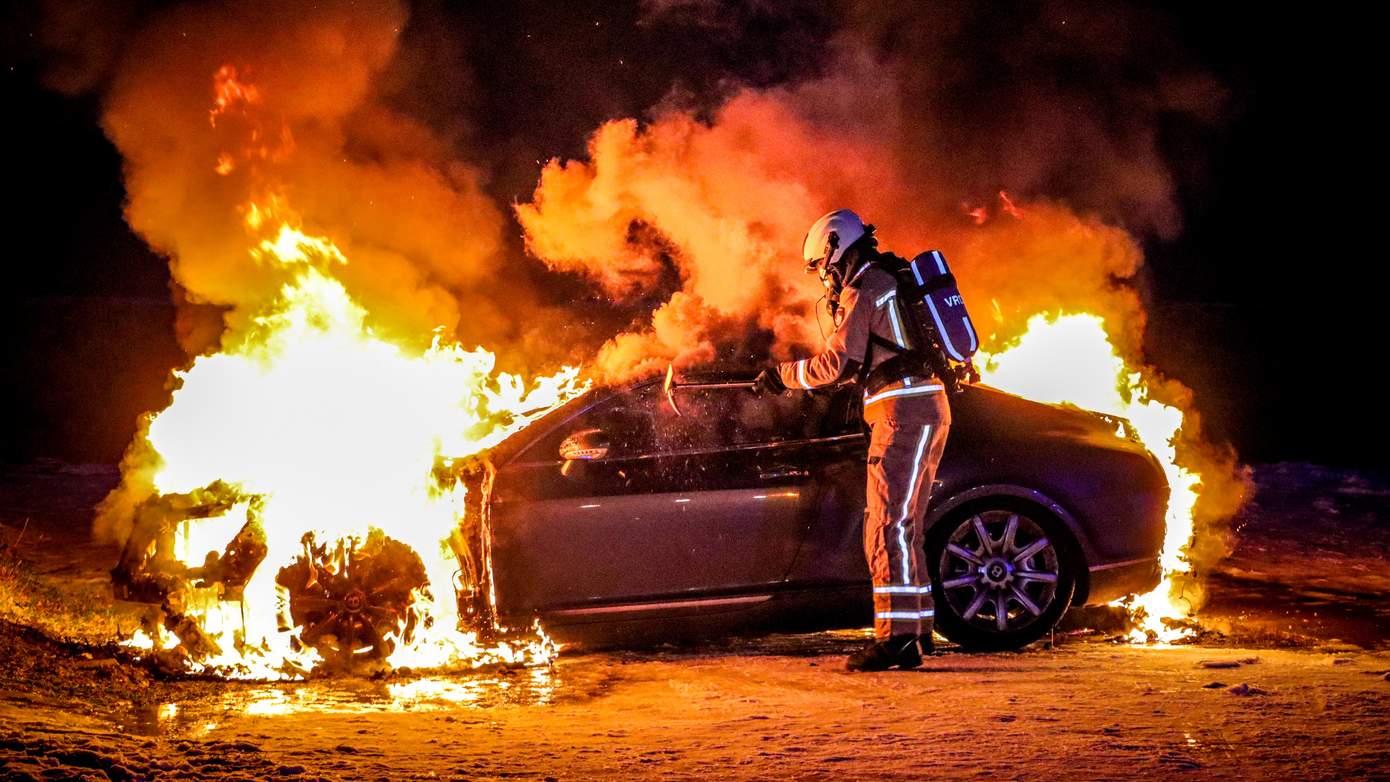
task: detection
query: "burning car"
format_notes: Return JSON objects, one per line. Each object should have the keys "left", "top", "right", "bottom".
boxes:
{"left": 110, "top": 360, "right": 1166, "bottom": 672}
{"left": 485, "top": 371, "right": 1168, "bottom": 651}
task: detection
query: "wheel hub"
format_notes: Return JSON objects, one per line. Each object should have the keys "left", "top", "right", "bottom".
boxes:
{"left": 980, "top": 558, "right": 1013, "bottom": 589}
{"left": 938, "top": 510, "right": 1064, "bottom": 638}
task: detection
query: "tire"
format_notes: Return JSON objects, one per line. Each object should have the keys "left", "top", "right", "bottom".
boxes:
{"left": 927, "top": 499, "right": 1079, "bottom": 651}
{"left": 275, "top": 531, "right": 427, "bottom": 673}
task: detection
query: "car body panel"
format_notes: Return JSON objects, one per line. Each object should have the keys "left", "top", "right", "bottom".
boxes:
{"left": 486, "top": 376, "right": 1167, "bottom": 643}
{"left": 491, "top": 455, "right": 814, "bottom": 609}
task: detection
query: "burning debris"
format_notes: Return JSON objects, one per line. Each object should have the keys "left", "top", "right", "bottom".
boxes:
{"left": 105, "top": 218, "right": 586, "bottom": 678}
{"left": 111, "top": 481, "right": 260, "bottom": 607}
{"left": 101, "top": 216, "right": 586, "bottom": 677}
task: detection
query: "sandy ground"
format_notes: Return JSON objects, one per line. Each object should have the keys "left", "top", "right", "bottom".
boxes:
{"left": 1, "top": 461, "right": 1387, "bottom": 780}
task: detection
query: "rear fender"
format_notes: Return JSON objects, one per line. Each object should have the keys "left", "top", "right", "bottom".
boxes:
{"left": 926, "top": 484, "right": 1097, "bottom": 567}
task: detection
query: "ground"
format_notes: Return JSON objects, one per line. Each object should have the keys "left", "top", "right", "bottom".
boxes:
{"left": 1, "top": 462, "right": 1387, "bottom": 780}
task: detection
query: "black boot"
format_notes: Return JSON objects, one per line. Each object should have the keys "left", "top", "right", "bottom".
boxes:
{"left": 845, "top": 634, "right": 922, "bottom": 672}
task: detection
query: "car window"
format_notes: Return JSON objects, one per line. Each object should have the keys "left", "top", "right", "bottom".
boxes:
{"left": 524, "top": 386, "right": 655, "bottom": 462}
{"left": 653, "top": 387, "right": 837, "bottom": 451}
{"left": 530, "top": 382, "right": 862, "bottom": 462}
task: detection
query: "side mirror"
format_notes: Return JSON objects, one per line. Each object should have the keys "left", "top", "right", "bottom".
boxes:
{"left": 559, "top": 428, "right": 611, "bottom": 462}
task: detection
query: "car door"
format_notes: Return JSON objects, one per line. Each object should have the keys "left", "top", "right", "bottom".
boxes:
{"left": 783, "top": 386, "right": 972, "bottom": 590}
{"left": 489, "top": 381, "right": 837, "bottom": 615}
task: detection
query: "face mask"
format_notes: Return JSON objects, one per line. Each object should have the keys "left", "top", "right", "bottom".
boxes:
{"left": 818, "top": 264, "right": 835, "bottom": 291}
{"left": 817, "top": 258, "right": 845, "bottom": 291}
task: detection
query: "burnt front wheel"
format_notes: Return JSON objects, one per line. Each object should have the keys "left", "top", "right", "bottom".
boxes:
{"left": 927, "top": 501, "right": 1078, "bottom": 651}
{"left": 275, "top": 531, "right": 428, "bottom": 673}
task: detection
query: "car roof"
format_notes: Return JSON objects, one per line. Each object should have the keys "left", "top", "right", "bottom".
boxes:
{"left": 484, "top": 368, "right": 1126, "bottom": 467}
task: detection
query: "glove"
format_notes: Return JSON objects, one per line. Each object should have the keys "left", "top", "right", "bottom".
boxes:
{"left": 751, "top": 368, "right": 787, "bottom": 396}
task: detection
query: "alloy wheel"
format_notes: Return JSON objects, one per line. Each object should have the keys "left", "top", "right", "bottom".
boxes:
{"left": 937, "top": 510, "right": 1061, "bottom": 634}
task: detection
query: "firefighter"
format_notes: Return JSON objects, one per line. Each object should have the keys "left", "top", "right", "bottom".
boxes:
{"left": 752, "top": 209, "right": 951, "bottom": 671}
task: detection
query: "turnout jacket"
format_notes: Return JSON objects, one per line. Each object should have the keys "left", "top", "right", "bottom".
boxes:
{"left": 777, "top": 261, "right": 950, "bottom": 425}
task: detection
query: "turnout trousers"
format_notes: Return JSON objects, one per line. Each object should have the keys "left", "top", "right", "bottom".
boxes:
{"left": 864, "top": 398, "right": 951, "bottom": 640}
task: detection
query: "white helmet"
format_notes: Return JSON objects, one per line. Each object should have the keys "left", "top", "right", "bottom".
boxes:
{"left": 802, "top": 208, "right": 868, "bottom": 275}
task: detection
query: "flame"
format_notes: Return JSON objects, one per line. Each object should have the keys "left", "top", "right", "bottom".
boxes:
{"left": 998, "top": 191, "right": 1025, "bottom": 219}
{"left": 206, "top": 64, "right": 294, "bottom": 176}
{"left": 977, "top": 313, "right": 1201, "bottom": 641}
{"left": 123, "top": 216, "right": 586, "bottom": 678}
{"left": 209, "top": 65, "right": 261, "bottom": 127}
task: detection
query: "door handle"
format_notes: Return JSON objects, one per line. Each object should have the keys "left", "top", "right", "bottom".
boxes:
{"left": 759, "top": 468, "right": 810, "bottom": 481}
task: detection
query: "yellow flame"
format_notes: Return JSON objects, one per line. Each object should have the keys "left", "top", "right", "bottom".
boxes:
{"left": 126, "top": 221, "right": 586, "bottom": 678}
{"left": 977, "top": 313, "right": 1201, "bottom": 642}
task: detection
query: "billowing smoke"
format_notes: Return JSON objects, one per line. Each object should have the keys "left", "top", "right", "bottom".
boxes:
{"left": 516, "top": 102, "right": 838, "bottom": 378}
{"left": 518, "top": 1, "right": 1226, "bottom": 381}
{"left": 516, "top": 60, "right": 1154, "bottom": 379}
{"left": 83, "top": 0, "right": 569, "bottom": 359}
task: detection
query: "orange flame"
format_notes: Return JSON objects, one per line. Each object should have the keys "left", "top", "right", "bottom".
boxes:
{"left": 998, "top": 190, "right": 1025, "bottom": 219}
{"left": 209, "top": 65, "right": 261, "bottom": 127}
{"left": 978, "top": 314, "right": 1203, "bottom": 640}
{"left": 123, "top": 213, "right": 586, "bottom": 678}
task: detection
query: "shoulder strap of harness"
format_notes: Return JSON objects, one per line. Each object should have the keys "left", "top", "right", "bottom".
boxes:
{"left": 856, "top": 254, "right": 962, "bottom": 394}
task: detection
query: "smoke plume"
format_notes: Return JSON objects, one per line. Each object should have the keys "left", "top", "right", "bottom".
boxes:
{"left": 82, "top": 0, "right": 568, "bottom": 543}
{"left": 92, "top": 0, "right": 565, "bottom": 360}
{"left": 519, "top": 1, "right": 1226, "bottom": 377}
{"left": 516, "top": 57, "right": 1156, "bottom": 380}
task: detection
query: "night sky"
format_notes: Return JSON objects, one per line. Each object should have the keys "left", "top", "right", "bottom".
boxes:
{"left": 1, "top": 2, "right": 1380, "bottom": 469}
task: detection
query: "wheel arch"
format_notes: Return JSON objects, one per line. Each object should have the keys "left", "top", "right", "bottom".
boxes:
{"left": 925, "top": 484, "right": 1094, "bottom": 605}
